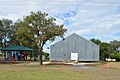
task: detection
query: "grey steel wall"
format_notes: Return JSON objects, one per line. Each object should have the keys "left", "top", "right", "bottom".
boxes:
{"left": 50, "top": 33, "right": 99, "bottom": 61}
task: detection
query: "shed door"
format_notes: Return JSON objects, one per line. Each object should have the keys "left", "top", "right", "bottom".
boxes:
{"left": 71, "top": 53, "right": 78, "bottom": 61}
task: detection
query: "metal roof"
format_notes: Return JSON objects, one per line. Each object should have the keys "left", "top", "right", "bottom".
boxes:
{"left": 1, "top": 46, "right": 33, "bottom": 51}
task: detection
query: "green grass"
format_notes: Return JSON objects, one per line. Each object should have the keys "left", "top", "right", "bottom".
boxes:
{"left": 99, "top": 61, "right": 107, "bottom": 64}
{"left": 0, "top": 62, "right": 120, "bottom": 80}
{"left": 0, "top": 69, "right": 84, "bottom": 80}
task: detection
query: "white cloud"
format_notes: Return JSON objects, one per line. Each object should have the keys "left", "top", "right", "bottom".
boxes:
{"left": 0, "top": 0, "right": 120, "bottom": 51}
{"left": 72, "top": 29, "right": 91, "bottom": 35}
{"left": 0, "top": 14, "right": 23, "bottom": 22}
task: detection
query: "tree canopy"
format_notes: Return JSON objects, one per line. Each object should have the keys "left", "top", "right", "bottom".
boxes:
{"left": 0, "top": 19, "right": 14, "bottom": 47}
{"left": 90, "top": 38, "right": 101, "bottom": 45}
{"left": 15, "top": 11, "right": 67, "bottom": 64}
{"left": 91, "top": 38, "right": 120, "bottom": 61}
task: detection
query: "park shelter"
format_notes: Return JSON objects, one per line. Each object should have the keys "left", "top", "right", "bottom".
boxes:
{"left": 50, "top": 33, "right": 99, "bottom": 61}
{"left": 1, "top": 46, "right": 33, "bottom": 61}
{"left": 1, "top": 46, "right": 33, "bottom": 51}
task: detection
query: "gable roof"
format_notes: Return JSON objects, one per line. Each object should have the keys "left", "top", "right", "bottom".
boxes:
{"left": 51, "top": 33, "right": 99, "bottom": 47}
{"left": 1, "top": 46, "right": 33, "bottom": 51}
{"left": 72, "top": 33, "right": 99, "bottom": 46}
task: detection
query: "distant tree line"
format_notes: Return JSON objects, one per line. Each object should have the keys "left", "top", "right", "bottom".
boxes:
{"left": 90, "top": 39, "right": 120, "bottom": 61}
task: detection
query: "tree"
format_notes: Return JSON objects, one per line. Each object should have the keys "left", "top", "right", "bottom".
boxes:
{"left": 90, "top": 38, "right": 101, "bottom": 45}
{"left": 15, "top": 11, "right": 67, "bottom": 65}
{"left": 0, "top": 19, "right": 14, "bottom": 47}
{"left": 110, "top": 40, "right": 120, "bottom": 51}
{"left": 0, "top": 20, "right": 4, "bottom": 47}
{"left": 109, "top": 52, "right": 120, "bottom": 61}
{"left": 91, "top": 38, "right": 114, "bottom": 61}
{"left": 109, "top": 53, "right": 116, "bottom": 59}
{"left": 99, "top": 42, "right": 114, "bottom": 61}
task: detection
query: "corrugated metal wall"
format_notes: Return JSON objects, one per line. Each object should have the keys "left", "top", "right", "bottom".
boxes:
{"left": 50, "top": 33, "right": 99, "bottom": 61}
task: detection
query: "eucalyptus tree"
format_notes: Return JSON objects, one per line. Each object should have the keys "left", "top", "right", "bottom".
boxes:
{"left": 15, "top": 11, "right": 67, "bottom": 65}
{"left": 90, "top": 38, "right": 101, "bottom": 45}
{"left": 0, "top": 19, "right": 14, "bottom": 47}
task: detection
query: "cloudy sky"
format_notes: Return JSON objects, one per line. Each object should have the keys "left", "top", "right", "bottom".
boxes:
{"left": 0, "top": 0, "right": 120, "bottom": 52}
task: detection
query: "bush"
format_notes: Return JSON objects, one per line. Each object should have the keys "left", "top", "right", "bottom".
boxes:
{"left": 115, "top": 53, "right": 120, "bottom": 61}
{"left": 109, "top": 53, "right": 116, "bottom": 59}
{"left": 109, "top": 52, "right": 120, "bottom": 61}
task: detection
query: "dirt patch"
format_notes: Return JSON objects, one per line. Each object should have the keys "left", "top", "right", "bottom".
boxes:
{"left": 104, "top": 62, "right": 120, "bottom": 69}
{"left": 45, "top": 62, "right": 72, "bottom": 65}
{"left": 0, "top": 62, "right": 76, "bottom": 72}
{"left": 0, "top": 60, "right": 26, "bottom": 64}
{"left": 84, "top": 63, "right": 100, "bottom": 67}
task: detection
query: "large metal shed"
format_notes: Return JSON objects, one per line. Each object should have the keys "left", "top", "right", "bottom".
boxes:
{"left": 50, "top": 33, "right": 99, "bottom": 61}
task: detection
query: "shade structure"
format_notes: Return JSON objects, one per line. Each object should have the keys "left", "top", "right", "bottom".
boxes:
{"left": 1, "top": 46, "right": 33, "bottom": 51}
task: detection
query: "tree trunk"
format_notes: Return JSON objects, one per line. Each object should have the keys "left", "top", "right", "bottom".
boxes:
{"left": 38, "top": 42, "right": 45, "bottom": 65}
{"left": 4, "top": 51, "right": 6, "bottom": 60}
{"left": 39, "top": 48, "right": 43, "bottom": 65}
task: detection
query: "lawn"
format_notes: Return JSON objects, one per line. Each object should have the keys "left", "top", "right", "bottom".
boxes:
{"left": 0, "top": 62, "right": 120, "bottom": 80}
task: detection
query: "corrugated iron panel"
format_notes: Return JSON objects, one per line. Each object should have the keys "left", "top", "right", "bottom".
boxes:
{"left": 50, "top": 33, "right": 99, "bottom": 61}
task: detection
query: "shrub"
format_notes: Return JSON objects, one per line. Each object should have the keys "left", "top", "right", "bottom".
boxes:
{"left": 109, "top": 53, "right": 116, "bottom": 59}
{"left": 109, "top": 52, "right": 120, "bottom": 61}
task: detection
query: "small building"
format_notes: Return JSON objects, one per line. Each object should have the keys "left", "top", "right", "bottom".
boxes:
{"left": 1, "top": 46, "right": 33, "bottom": 61}
{"left": 50, "top": 33, "right": 99, "bottom": 61}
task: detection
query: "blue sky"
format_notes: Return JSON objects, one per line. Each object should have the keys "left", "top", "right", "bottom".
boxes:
{"left": 0, "top": 0, "right": 120, "bottom": 52}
